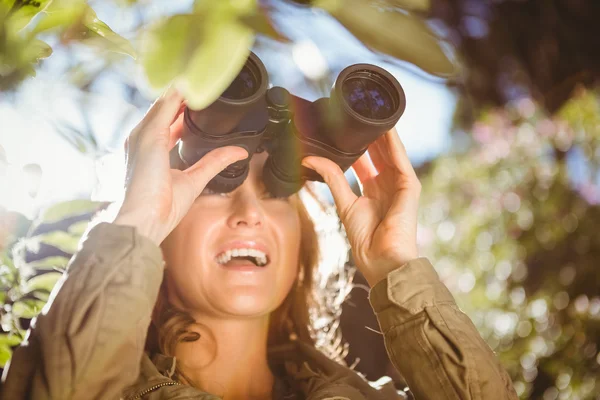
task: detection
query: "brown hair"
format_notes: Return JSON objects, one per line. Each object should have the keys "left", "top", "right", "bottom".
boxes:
{"left": 145, "top": 191, "right": 321, "bottom": 358}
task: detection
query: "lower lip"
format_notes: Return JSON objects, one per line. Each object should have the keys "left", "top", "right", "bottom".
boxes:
{"left": 215, "top": 262, "right": 269, "bottom": 272}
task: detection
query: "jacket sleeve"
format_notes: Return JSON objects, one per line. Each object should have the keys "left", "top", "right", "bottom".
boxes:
{"left": 0, "top": 222, "right": 165, "bottom": 400}
{"left": 368, "top": 257, "right": 518, "bottom": 400}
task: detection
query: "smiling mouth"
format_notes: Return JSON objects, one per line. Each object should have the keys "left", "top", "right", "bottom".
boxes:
{"left": 215, "top": 248, "right": 270, "bottom": 267}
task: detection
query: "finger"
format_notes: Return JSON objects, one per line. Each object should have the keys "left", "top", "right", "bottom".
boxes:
{"left": 184, "top": 146, "right": 249, "bottom": 196}
{"left": 384, "top": 128, "right": 418, "bottom": 180}
{"left": 144, "top": 87, "right": 185, "bottom": 132}
{"left": 301, "top": 156, "right": 357, "bottom": 219}
{"left": 134, "top": 90, "right": 185, "bottom": 152}
{"left": 351, "top": 152, "right": 378, "bottom": 183}
{"left": 385, "top": 183, "right": 421, "bottom": 223}
{"left": 171, "top": 102, "right": 187, "bottom": 126}
{"left": 369, "top": 138, "right": 393, "bottom": 173}
{"left": 168, "top": 110, "right": 185, "bottom": 150}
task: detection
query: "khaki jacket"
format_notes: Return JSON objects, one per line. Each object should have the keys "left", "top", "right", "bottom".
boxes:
{"left": 0, "top": 223, "right": 518, "bottom": 400}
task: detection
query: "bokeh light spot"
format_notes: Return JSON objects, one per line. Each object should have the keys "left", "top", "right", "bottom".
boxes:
{"left": 436, "top": 221, "right": 456, "bottom": 242}
{"left": 553, "top": 291, "right": 569, "bottom": 310}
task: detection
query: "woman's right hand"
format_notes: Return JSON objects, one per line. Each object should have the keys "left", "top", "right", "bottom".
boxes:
{"left": 113, "top": 88, "right": 248, "bottom": 245}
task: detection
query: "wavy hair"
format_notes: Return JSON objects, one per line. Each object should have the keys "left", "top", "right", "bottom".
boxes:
{"left": 144, "top": 184, "right": 354, "bottom": 366}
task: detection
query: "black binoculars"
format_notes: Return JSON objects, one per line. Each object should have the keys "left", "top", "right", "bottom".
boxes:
{"left": 170, "top": 52, "right": 406, "bottom": 197}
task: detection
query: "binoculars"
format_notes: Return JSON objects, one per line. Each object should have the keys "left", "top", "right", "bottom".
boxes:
{"left": 170, "top": 52, "right": 406, "bottom": 197}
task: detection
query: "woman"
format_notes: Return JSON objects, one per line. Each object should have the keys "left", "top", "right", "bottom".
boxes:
{"left": 0, "top": 89, "right": 518, "bottom": 399}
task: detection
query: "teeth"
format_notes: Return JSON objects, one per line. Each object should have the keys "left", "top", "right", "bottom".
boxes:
{"left": 216, "top": 248, "right": 268, "bottom": 266}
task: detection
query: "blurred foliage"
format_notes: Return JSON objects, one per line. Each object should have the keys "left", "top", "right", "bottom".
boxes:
{"left": 0, "top": 198, "right": 102, "bottom": 368}
{"left": 418, "top": 88, "right": 600, "bottom": 399}
{"left": 315, "top": 0, "right": 454, "bottom": 77}
{"left": 1, "top": 0, "right": 454, "bottom": 107}
{"left": 139, "top": 1, "right": 257, "bottom": 110}
{"left": 0, "top": 0, "right": 134, "bottom": 91}
{"left": 429, "top": 0, "right": 600, "bottom": 120}
{"left": 2, "top": 0, "right": 600, "bottom": 399}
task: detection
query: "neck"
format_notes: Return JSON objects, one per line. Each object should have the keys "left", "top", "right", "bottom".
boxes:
{"left": 173, "top": 314, "right": 275, "bottom": 400}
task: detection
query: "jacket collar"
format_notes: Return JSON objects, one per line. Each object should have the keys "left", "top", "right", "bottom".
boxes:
{"left": 268, "top": 340, "right": 389, "bottom": 400}
{"left": 137, "top": 340, "right": 397, "bottom": 400}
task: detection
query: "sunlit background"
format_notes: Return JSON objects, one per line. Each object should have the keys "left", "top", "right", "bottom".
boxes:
{"left": 1, "top": 1, "right": 599, "bottom": 399}
{"left": 0, "top": 1, "right": 454, "bottom": 218}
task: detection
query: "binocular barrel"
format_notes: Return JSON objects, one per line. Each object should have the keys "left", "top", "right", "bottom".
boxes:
{"left": 329, "top": 65, "right": 405, "bottom": 152}
{"left": 170, "top": 52, "right": 406, "bottom": 197}
{"left": 186, "top": 53, "right": 269, "bottom": 136}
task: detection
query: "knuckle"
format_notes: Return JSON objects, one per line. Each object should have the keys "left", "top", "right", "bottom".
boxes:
{"left": 139, "top": 131, "right": 168, "bottom": 149}
{"left": 197, "top": 153, "right": 222, "bottom": 172}
{"left": 328, "top": 164, "right": 344, "bottom": 182}
{"left": 410, "top": 176, "right": 422, "bottom": 191}
{"left": 182, "top": 171, "right": 203, "bottom": 194}
{"left": 414, "top": 179, "right": 422, "bottom": 192}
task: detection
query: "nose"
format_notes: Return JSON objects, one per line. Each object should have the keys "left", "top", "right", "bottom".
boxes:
{"left": 226, "top": 192, "right": 264, "bottom": 229}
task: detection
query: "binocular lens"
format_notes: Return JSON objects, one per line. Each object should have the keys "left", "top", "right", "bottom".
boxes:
{"left": 222, "top": 63, "right": 260, "bottom": 100}
{"left": 341, "top": 71, "right": 396, "bottom": 120}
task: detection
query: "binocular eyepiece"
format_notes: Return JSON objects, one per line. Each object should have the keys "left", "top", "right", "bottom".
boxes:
{"left": 170, "top": 52, "right": 406, "bottom": 197}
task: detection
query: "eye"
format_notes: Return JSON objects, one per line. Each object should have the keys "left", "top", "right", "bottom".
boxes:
{"left": 261, "top": 190, "right": 289, "bottom": 201}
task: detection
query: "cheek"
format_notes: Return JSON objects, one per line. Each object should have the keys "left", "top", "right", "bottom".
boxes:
{"left": 271, "top": 204, "right": 302, "bottom": 292}
{"left": 161, "top": 206, "right": 222, "bottom": 307}
{"left": 271, "top": 202, "right": 302, "bottom": 257}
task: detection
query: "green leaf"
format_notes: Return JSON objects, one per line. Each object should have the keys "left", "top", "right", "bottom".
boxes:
{"left": 237, "top": 10, "right": 288, "bottom": 41}
{"left": 0, "top": 333, "right": 23, "bottom": 347}
{"left": 38, "top": 199, "right": 101, "bottom": 224}
{"left": 28, "top": 255, "right": 70, "bottom": 270}
{"left": 81, "top": 7, "right": 136, "bottom": 58}
{"left": 12, "top": 299, "right": 45, "bottom": 318}
{"left": 5, "top": 0, "right": 53, "bottom": 32}
{"left": 0, "top": 1, "right": 16, "bottom": 9}
{"left": 141, "top": 2, "right": 256, "bottom": 110}
{"left": 380, "top": 0, "right": 430, "bottom": 12}
{"left": 67, "top": 220, "right": 89, "bottom": 236}
{"left": 29, "top": 290, "right": 49, "bottom": 301}
{"left": 140, "top": 14, "right": 202, "bottom": 89}
{"left": 27, "top": 0, "right": 87, "bottom": 34}
{"left": 25, "top": 271, "right": 62, "bottom": 293}
{"left": 179, "top": 19, "right": 254, "bottom": 110}
{"left": 0, "top": 263, "right": 17, "bottom": 288}
{"left": 36, "top": 231, "right": 80, "bottom": 254}
{"left": 316, "top": 0, "right": 456, "bottom": 77}
{"left": 22, "top": 38, "right": 52, "bottom": 61}
{"left": 0, "top": 344, "right": 12, "bottom": 368}
{"left": 24, "top": 0, "right": 134, "bottom": 58}
{"left": 192, "top": 0, "right": 256, "bottom": 14}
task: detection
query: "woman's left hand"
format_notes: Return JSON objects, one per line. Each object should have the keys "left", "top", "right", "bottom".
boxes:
{"left": 301, "top": 128, "right": 421, "bottom": 287}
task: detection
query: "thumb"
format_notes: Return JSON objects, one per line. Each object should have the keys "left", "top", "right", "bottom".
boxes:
{"left": 184, "top": 146, "right": 249, "bottom": 196}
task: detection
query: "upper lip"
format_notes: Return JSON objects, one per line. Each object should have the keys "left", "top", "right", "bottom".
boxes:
{"left": 215, "top": 239, "right": 271, "bottom": 260}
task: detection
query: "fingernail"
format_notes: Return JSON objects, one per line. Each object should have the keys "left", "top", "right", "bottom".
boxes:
{"left": 162, "top": 85, "right": 180, "bottom": 100}
{"left": 236, "top": 147, "right": 249, "bottom": 158}
{"left": 301, "top": 158, "right": 314, "bottom": 169}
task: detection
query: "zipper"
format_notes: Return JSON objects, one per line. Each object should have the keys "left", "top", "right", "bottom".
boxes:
{"left": 126, "top": 381, "right": 181, "bottom": 399}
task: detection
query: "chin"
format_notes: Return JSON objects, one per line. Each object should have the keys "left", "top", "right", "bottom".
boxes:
{"left": 218, "top": 289, "right": 282, "bottom": 317}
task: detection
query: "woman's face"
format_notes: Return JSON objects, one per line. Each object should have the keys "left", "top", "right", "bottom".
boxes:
{"left": 161, "top": 151, "right": 301, "bottom": 319}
